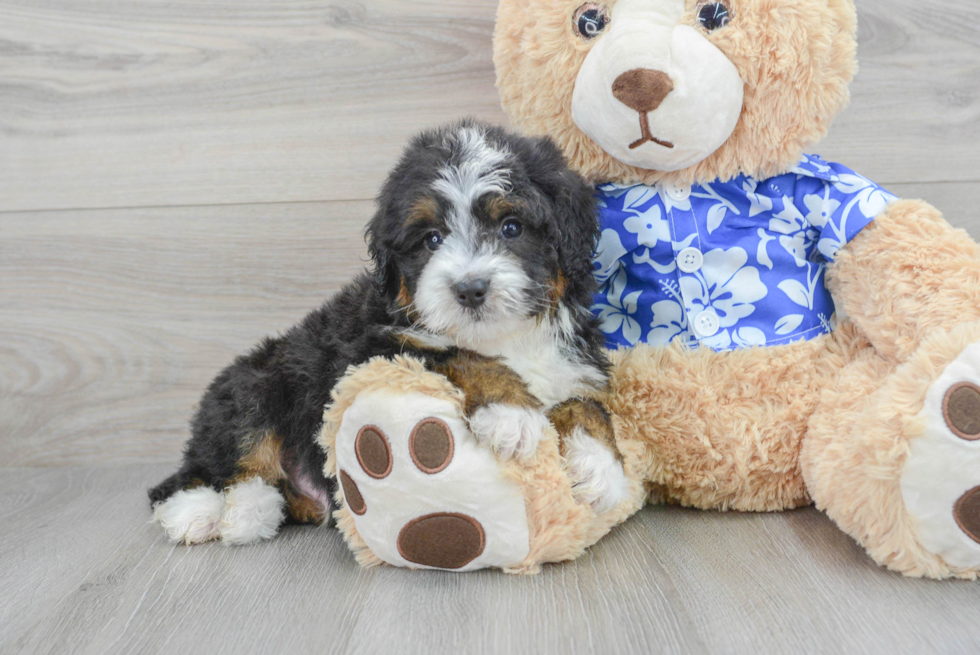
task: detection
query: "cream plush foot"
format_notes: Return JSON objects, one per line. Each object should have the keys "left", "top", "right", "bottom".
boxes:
{"left": 804, "top": 321, "right": 980, "bottom": 579}
{"left": 331, "top": 390, "right": 532, "bottom": 571}
{"left": 899, "top": 335, "right": 980, "bottom": 572}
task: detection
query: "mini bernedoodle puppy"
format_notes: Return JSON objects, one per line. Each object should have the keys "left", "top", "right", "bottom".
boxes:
{"left": 150, "top": 120, "right": 630, "bottom": 546}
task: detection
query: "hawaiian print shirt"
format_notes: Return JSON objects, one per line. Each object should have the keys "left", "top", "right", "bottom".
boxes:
{"left": 591, "top": 155, "right": 897, "bottom": 351}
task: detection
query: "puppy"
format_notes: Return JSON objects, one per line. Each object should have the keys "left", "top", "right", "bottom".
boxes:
{"left": 149, "top": 120, "right": 629, "bottom": 546}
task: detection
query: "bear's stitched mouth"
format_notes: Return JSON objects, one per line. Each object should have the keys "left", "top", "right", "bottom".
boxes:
{"left": 628, "top": 111, "right": 675, "bottom": 150}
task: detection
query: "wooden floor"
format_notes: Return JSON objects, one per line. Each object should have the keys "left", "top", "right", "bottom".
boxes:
{"left": 2, "top": 0, "right": 979, "bottom": 653}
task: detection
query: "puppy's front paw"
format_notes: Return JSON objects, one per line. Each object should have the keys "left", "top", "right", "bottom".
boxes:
{"left": 469, "top": 404, "right": 548, "bottom": 460}
{"left": 564, "top": 429, "right": 629, "bottom": 514}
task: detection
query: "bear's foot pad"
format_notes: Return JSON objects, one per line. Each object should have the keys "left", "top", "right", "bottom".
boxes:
{"left": 334, "top": 391, "right": 530, "bottom": 571}
{"left": 902, "top": 341, "right": 980, "bottom": 568}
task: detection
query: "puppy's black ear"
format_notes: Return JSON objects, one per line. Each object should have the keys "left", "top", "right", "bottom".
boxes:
{"left": 365, "top": 210, "right": 401, "bottom": 309}
{"left": 527, "top": 137, "right": 601, "bottom": 306}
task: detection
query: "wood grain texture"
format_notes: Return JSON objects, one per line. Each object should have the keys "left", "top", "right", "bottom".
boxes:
{"left": 0, "top": 201, "right": 373, "bottom": 466}
{"left": 1, "top": 465, "right": 979, "bottom": 655}
{"left": 0, "top": 0, "right": 506, "bottom": 212}
{"left": 1, "top": 0, "right": 978, "bottom": 213}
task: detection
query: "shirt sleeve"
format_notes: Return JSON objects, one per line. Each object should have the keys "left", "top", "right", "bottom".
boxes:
{"left": 795, "top": 159, "right": 897, "bottom": 263}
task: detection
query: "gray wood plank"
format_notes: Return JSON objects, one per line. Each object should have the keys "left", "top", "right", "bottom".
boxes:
{"left": 0, "top": 201, "right": 373, "bottom": 466}
{"left": 1, "top": 0, "right": 978, "bottom": 213}
{"left": 1, "top": 465, "right": 979, "bottom": 655}
{"left": 0, "top": 0, "right": 507, "bottom": 212}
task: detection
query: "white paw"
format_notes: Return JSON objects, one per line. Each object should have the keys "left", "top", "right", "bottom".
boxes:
{"left": 468, "top": 404, "right": 548, "bottom": 460}
{"left": 152, "top": 486, "right": 225, "bottom": 545}
{"left": 218, "top": 477, "right": 286, "bottom": 545}
{"left": 564, "top": 428, "right": 629, "bottom": 515}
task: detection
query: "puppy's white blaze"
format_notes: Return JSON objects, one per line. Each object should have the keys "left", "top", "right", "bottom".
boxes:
{"left": 564, "top": 427, "right": 630, "bottom": 514}
{"left": 152, "top": 486, "right": 225, "bottom": 545}
{"left": 414, "top": 235, "right": 532, "bottom": 342}
{"left": 218, "top": 477, "right": 286, "bottom": 546}
{"left": 433, "top": 126, "right": 511, "bottom": 241}
{"left": 469, "top": 404, "right": 549, "bottom": 460}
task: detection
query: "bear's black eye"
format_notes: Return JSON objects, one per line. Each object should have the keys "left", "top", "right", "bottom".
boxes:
{"left": 697, "top": 2, "right": 731, "bottom": 31}
{"left": 500, "top": 219, "right": 523, "bottom": 240}
{"left": 424, "top": 230, "right": 443, "bottom": 251}
{"left": 573, "top": 3, "right": 610, "bottom": 40}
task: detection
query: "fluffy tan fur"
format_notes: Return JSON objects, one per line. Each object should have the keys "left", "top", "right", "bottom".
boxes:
{"left": 494, "top": 0, "right": 856, "bottom": 186}
{"left": 804, "top": 321, "right": 980, "bottom": 580}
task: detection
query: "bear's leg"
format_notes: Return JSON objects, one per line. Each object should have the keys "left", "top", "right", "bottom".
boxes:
{"left": 828, "top": 199, "right": 980, "bottom": 364}
{"left": 803, "top": 321, "right": 980, "bottom": 579}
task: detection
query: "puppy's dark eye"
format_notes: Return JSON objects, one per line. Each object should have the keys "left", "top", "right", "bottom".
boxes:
{"left": 697, "top": 2, "right": 731, "bottom": 31}
{"left": 500, "top": 219, "right": 523, "bottom": 240}
{"left": 573, "top": 3, "right": 610, "bottom": 40}
{"left": 424, "top": 230, "right": 443, "bottom": 251}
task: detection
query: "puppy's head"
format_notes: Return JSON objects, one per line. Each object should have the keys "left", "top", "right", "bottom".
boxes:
{"left": 366, "top": 120, "right": 599, "bottom": 343}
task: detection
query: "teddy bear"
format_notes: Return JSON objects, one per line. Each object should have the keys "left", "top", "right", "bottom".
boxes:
{"left": 321, "top": 0, "right": 980, "bottom": 578}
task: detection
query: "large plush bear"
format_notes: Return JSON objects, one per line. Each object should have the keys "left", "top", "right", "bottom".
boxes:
{"left": 323, "top": 0, "right": 980, "bottom": 578}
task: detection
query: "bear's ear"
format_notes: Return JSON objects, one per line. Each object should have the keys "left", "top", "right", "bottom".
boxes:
{"left": 526, "top": 136, "right": 601, "bottom": 304}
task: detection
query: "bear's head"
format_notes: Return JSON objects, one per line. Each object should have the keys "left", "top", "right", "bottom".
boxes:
{"left": 494, "top": 0, "right": 857, "bottom": 186}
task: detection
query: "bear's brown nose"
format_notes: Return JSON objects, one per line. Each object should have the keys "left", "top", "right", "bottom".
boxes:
{"left": 612, "top": 68, "right": 674, "bottom": 113}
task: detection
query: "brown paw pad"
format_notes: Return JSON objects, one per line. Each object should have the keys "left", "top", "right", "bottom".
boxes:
{"left": 943, "top": 382, "right": 980, "bottom": 441}
{"left": 356, "top": 426, "right": 392, "bottom": 478}
{"left": 396, "top": 513, "right": 486, "bottom": 569}
{"left": 409, "top": 418, "right": 454, "bottom": 474}
{"left": 954, "top": 486, "right": 980, "bottom": 544}
{"left": 339, "top": 470, "right": 366, "bottom": 515}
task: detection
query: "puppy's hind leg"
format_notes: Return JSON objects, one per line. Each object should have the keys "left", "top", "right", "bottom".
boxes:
{"left": 218, "top": 477, "right": 287, "bottom": 546}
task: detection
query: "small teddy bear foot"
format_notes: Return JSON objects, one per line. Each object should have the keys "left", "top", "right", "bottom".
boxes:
{"left": 901, "top": 336, "right": 980, "bottom": 571}
{"left": 468, "top": 403, "right": 550, "bottom": 460}
{"left": 334, "top": 391, "right": 532, "bottom": 570}
{"left": 563, "top": 429, "right": 630, "bottom": 514}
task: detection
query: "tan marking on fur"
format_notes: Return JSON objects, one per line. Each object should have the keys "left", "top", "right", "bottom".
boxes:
{"left": 284, "top": 485, "right": 326, "bottom": 524}
{"left": 485, "top": 195, "right": 524, "bottom": 222}
{"left": 549, "top": 397, "right": 619, "bottom": 459}
{"left": 433, "top": 350, "right": 544, "bottom": 417}
{"left": 406, "top": 195, "right": 440, "bottom": 226}
{"left": 395, "top": 278, "right": 420, "bottom": 322}
{"left": 235, "top": 432, "right": 287, "bottom": 485}
{"left": 547, "top": 270, "right": 569, "bottom": 314}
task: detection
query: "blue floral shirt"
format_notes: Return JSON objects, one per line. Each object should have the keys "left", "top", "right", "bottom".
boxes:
{"left": 591, "top": 155, "right": 897, "bottom": 350}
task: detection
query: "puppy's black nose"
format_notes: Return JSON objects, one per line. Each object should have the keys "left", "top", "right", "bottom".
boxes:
{"left": 452, "top": 279, "right": 489, "bottom": 309}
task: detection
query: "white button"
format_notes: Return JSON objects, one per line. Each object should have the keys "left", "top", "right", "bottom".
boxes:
{"left": 693, "top": 309, "right": 720, "bottom": 338}
{"left": 664, "top": 183, "right": 691, "bottom": 202}
{"left": 677, "top": 247, "right": 703, "bottom": 273}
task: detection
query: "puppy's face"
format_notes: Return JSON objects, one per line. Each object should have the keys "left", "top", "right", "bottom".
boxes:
{"left": 368, "top": 122, "right": 599, "bottom": 344}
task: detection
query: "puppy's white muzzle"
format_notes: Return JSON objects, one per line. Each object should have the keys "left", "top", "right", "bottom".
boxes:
{"left": 571, "top": 0, "right": 744, "bottom": 172}
{"left": 414, "top": 236, "right": 531, "bottom": 341}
